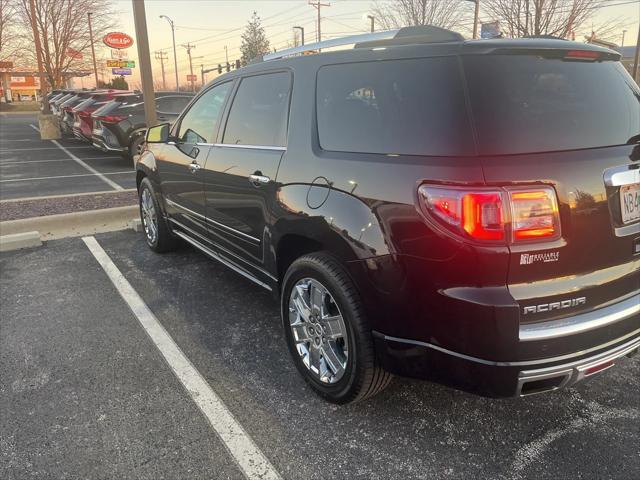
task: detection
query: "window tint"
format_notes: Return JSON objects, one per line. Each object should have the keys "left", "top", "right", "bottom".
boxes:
{"left": 178, "top": 83, "right": 231, "bottom": 144}
{"left": 223, "top": 72, "right": 291, "bottom": 146}
{"left": 156, "top": 96, "right": 192, "bottom": 114}
{"left": 463, "top": 55, "right": 640, "bottom": 154}
{"left": 316, "top": 57, "right": 473, "bottom": 156}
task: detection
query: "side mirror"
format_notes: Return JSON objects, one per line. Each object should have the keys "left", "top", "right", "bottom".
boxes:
{"left": 146, "top": 123, "right": 170, "bottom": 143}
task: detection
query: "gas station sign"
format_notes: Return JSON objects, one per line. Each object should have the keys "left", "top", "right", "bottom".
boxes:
{"left": 107, "top": 60, "right": 135, "bottom": 68}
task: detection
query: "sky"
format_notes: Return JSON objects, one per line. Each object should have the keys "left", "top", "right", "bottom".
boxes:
{"left": 77, "top": 0, "right": 640, "bottom": 89}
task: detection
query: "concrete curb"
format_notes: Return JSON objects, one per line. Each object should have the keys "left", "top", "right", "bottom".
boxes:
{"left": 0, "top": 205, "right": 139, "bottom": 242}
{"left": 0, "top": 231, "right": 42, "bottom": 252}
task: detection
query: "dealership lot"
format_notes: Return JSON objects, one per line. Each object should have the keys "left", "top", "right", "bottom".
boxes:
{"left": 1, "top": 229, "right": 638, "bottom": 480}
{"left": 0, "top": 114, "right": 135, "bottom": 201}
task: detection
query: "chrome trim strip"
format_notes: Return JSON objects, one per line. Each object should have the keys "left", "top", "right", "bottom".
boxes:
{"left": 171, "top": 227, "right": 272, "bottom": 291}
{"left": 165, "top": 198, "right": 207, "bottom": 221}
{"left": 213, "top": 241, "right": 277, "bottom": 281}
{"left": 213, "top": 143, "right": 286, "bottom": 152}
{"left": 379, "top": 328, "right": 640, "bottom": 367}
{"left": 168, "top": 217, "right": 214, "bottom": 246}
{"left": 207, "top": 216, "right": 260, "bottom": 243}
{"left": 519, "top": 293, "right": 640, "bottom": 342}
{"left": 165, "top": 198, "right": 261, "bottom": 244}
{"left": 603, "top": 165, "right": 640, "bottom": 187}
{"left": 263, "top": 29, "right": 400, "bottom": 60}
{"left": 516, "top": 335, "right": 640, "bottom": 396}
{"left": 614, "top": 222, "right": 640, "bottom": 237}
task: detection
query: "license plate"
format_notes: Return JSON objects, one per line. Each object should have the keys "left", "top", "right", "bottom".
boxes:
{"left": 620, "top": 183, "right": 640, "bottom": 224}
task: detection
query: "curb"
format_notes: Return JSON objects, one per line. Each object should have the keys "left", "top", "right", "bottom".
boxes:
{"left": 0, "top": 205, "right": 140, "bottom": 243}
{"left": 0, "top": 231, "right": 42, "bottom": 252}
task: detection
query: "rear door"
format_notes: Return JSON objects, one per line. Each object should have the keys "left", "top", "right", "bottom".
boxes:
{"left": 463, "top": 52, "right": 640, "bottom": 322}
{"left": 157, "top": 82, "right": 233, "bottom": 242}
{"left": 202, "top": 71, "right": 291, "bottom": 280}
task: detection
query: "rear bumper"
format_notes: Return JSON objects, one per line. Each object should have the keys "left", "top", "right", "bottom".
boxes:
{"left": 374, "top": 329, "right": 640, "bottom": 397}
{"left": 91, "top": 134, "right": 126, "bottom": 154}
{"left": 373, "top": 292, "right": 639, "bottom": 397}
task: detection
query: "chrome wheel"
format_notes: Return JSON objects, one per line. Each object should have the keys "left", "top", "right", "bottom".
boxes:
{"left": 140, "top": 188, "right": 158, "bottom": 244}
{"left": 289, "top": 278, "right": 349, "bottom": 384}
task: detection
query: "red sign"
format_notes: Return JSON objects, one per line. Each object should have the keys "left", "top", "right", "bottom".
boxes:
{"left": 66, "top": 47, "right": 83, "bottom": 59}
{"left": 187, "top": 74, "right": 197, "bottom": 81}
{"left": 0, "top": 61, "right": 13, "bottom": 68}
{"left": 103, "top": 32, "right": 134, "bottom": 49}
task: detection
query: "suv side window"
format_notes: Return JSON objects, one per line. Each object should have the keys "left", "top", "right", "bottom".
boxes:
{"left": 222, "top": 72, "right": 291, "bottom": 147}
{"left": 177, "top": 83, "right": 231, "bottom": 144}
{"left": 156, "top": 96, "right": 192, "bottom": 114}
{"left": 316, "top": 57, "right": 474, "bottom": 156}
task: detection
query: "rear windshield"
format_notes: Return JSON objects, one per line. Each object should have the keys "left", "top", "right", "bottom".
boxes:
{"left": 463, "top": 55, "right": 640, "bottom": 155}
{"left": 316, "top": 54, "right": 640, "bottom": 157}
{"left": 316, "top": 57, "right": 474, "bottom": 156}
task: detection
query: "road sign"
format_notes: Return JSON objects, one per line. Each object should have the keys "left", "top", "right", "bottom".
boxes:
{"left": 103, "top": 32, "right": 134, "bottom": 49}
{"left": 66, "top": 48, "right": 83, "bottom": 59}
{"left": 107, "top": 60, "right": 135, "bottom": 68}
{"left": 187, "top": 74, "right": 197, "bottom": 81}
{"left": 112, "top": 68, "right": 132, "bottom": 76}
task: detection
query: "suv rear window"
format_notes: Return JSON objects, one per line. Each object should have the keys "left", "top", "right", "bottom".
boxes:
{"left": 463, "top": 55, "right": 640, "bottom": 155}
{"left": 316, "top": 57, "right": 474, "bottom": 156}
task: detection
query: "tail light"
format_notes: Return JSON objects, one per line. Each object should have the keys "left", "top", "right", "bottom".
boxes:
{"left": 564, "top": 50, "right": 601, "bottom": 61}
{"left": 418, "top": 185, "right": 561, "bottom": 245}
{"left": 95, "top": 114, "right": 127, "bottom": 124}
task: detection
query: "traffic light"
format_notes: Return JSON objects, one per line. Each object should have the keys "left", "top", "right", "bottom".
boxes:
{"left": 226, "top": 62, "right": 231, "bottom": 72}
{"left": 217, "top": 64, "right": 222, "bottom": 74}
{"left": 235, "top": 59, "right": 241, "bottom": 70}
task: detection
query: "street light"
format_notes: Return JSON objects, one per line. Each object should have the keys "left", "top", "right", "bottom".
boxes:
{"left": 293, "top": 26, "right": 305, "bottom": 46}
{"left": 367, "top": 15, "right": 375, "bottom": 33}
{"left": 160, "top": 15, "right": 179, "bottom": 91}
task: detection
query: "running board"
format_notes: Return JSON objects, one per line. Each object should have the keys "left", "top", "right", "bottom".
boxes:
{"left": 172, "top": 229, "right": 272, "bottom": 291}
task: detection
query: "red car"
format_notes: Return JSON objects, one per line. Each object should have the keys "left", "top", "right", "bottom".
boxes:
{"left": 71, "top": 90, "right": 129, "bottom": 141}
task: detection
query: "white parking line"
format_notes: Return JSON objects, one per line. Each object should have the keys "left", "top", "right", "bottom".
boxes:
{"left": 0, "top": 146, "right": 96, "bottom": 152}
{"left": 0, "top": 171, "right": 133, "bottom": 183}
{"left": 81, "top": 236, "right": 282, "bottom": 480}
{"left": 0, "top": 157, "right": 117, "bottom": 165}
{"left": 28, "top": 123, "right": 124, "bottom": 191}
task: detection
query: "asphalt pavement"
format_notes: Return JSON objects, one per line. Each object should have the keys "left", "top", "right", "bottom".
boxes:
{"left": 1, "top": 230, "right": 638, "bottom": 480}
{"left": 0, "top": 114, "right": 135, "bottom": 201}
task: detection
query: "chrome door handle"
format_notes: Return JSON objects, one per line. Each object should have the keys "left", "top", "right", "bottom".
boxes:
{"left": 189, "top": 161, "right": 201, "bottom": 173}
{"left": 248, "top": 174, "right": 270, "bottom": 185}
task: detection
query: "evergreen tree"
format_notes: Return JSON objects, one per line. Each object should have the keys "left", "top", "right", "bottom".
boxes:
{"left": 240, "top": 11, "right": 270, "bottom": 65}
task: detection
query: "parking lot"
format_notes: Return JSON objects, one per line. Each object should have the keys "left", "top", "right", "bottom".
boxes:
{"left": 0, "top": 114, "right": 135, "bottom": 201}
{"left": 1, "top": 115, "right": 639, "bottom": 480}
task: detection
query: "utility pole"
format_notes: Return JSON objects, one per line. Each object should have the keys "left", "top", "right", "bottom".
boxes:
{"left": 160, "top": 15, "right": 179, "bottom": 91}
{"left": 132, "top": 0, "right": 157, "bottom": 131}
{"left": 224, "top": 45, "right": 229, "bottom": 64}
{"left": 154, "top": 51, "right": 168, "bottom": 90}
{"left": 309, "top": 1, "right": 330, "bottom": 43}
{"left": 88, "top": 12, "right": 99, "bottom": 88}
{"left": 200, "top": 64, "right": 205, "bottom": 87}
{"left": 367, "top": 15, "right": 375, "bottom": 33}
{"left": 468, "top": 0, "right": 480, "bottom": 39}
{"left": 294, "top": 26, "right": 305, "bottom": 45}
{"left": 621, "top": 29, "right": 627, "bottom": 48}
{"left": 633, "top": 27, "right": 640, "bottom": 82}
{"left": 182, "top": 43, "right": 196, "bottom": 92}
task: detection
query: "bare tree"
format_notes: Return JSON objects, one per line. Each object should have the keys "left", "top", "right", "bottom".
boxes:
{"left": 0, "top": 0, "right": 21, "bottom": 63}
{"left": 14, "top": 0, "right": 115, "bottom": 88}
{"left": 482, "top": 0, "right": 610, "bottom": 39}
{"left": 372, "top": 0, "right": 469, "bottom": 31}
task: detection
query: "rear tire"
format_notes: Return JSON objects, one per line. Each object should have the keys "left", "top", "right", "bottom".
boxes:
{"left": 281, "top": 252, "right": 392, "bottom": 404}
{"left": 138, "top": 177, "right": 177, "bottom": 253}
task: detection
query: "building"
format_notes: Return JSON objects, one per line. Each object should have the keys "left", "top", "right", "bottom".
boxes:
{"left": 0, "top": 75, "right": 40, "bottom": 101}
{"left": 614, "top": 46, "right": 637, "bottom": 78}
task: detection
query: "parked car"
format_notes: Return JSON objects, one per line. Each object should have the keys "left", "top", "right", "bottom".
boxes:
{"left": 91, "top": 91, "right": 194, "bottom": 160}
{"left": 136, "top": 27, "right": 640, "bottom": 404}
{"left": 49, "top": 91, "right": 78, "bottom": 115}
{"left": 58, "top": 90, "right": 103, "bottom": 134}
{"left": 71, "top": 90, "right": 129, "bottom": 142}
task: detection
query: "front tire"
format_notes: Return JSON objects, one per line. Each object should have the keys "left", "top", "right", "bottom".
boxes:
{"left": 138, "top": 177, "right": 177, "bottom": 253}
{"left": 281, "top": 252, "right": 392, "bottom": 404}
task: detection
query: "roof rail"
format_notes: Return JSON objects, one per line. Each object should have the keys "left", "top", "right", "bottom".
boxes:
{"left": 262, "top": 26, "right": 464, "bottom": 62}
{"left": 263, "top": 30, "right": 400, "bottom": 61}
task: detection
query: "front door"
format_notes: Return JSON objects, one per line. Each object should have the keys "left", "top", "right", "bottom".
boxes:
{"left": 158, "top": 82, "right": 233, "bottom": 242}
{"left": 202, "top": 71, "right": 292, "bottom": 281}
